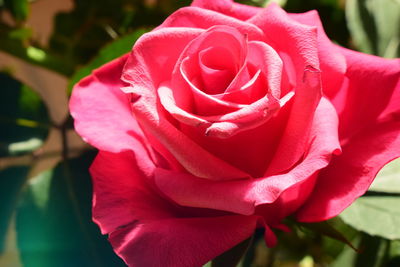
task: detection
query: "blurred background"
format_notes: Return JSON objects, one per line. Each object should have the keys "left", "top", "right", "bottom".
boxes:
{"left": 0, "top": 0, "right": 399, "bottom": 266}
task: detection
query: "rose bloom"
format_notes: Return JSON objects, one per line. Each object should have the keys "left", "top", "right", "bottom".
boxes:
{"left": 70, "top": 0, "right": 400, "bottom": 266}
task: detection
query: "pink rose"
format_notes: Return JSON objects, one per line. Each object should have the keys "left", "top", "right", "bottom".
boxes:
{"left": 70, "top": 0, "right": 400, "bottom": 266}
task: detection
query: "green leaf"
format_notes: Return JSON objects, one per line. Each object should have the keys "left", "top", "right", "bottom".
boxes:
{"left": 247, "top": 0, "right": 287, "bottom": 7}
{"left": 321, "top": 217, "right": 359, "bottom": 260}
{"left": 211, "top": 237, "right": 252, "bottom": 267}
{"left": 0, "top": 166, "right": 29, "bottom": 253}
{"left": 388, "top": 240, "right": 400, "bottom": 266}
{"left": 26, "top": 46, "right": 47, "bottom": 62}
{"left": 284, "top": 0, "right": 349, "bottom": 46}
{"left": 27, "top": 169, "right": 53, "bottom": 211}
{"left": 298, "top": 220, "right": 358, "bottom": 252}
{"left": 16, "top": 151, "right": 125, "bottom": 267}
{"left": 0, "top": 27, "right": 76, "bottom": 76}
{"left": 340, "top": 196, "right": 400, "bottom": 240}
{"left": 3, "top": 0, "right": 29, "bottom": 22}
{"left": 330, "top": 237, "right": 359, "bottom": 267}
{"left": 49, "top": 0, "right": 161, "bottom": 69}
{"left": 8, "top": 27, "right": 32, "bottom": 41}
{"left": 68, "top": 28, "right": 148, "bottom": 93}
{"left": 354, "top": 233, "right": 389, "bottom": 267}
{"left": 0, "top": 72, "right": 49, "bottom": 157}
{"left": 346, "top": 0, "right": 400, "bottom": 58}
{"left": 369, "top": 158, "right": 400, "bottom": 194}
{"left": 331, "top": 234, "right": 394, "bottom": 267}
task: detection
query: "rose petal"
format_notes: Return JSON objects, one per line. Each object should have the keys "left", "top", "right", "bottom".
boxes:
{"left": 90, "top": 151, "right": 170, "bottom": 234}
{"left": 248, "top": 3, "right": 319, "bottom": 83}
{"left": 246, "top": 41, "right": 282, "bottom": 99}
{"left": 256, "top": 173, "right": 318, "bottom": 226}
{"left": 289, "top": 10, "right": 347, "bottom": 99}
{"left": 214, "top": 40, "right": 283, "bottom": 104}
{"left": 334, "top": 47, "right": 400, "bottom": 142}
{"left": 92, "top": 150, "right": 259, "bottom": 267}
{"left": 219, "top": 68, "right": 263, "bottom": 104}
{"left": 155, "top": 98, "right": 340, "bottom": 214}
{"left": 109, "top": 215, "right": 258, "bottom": 267}
{"left": 297, "top": 120, "right": 400, "bottom": 222}
{"left": 159, "top": 80, "right": 282, "bottom": 137}
{"left": 70, "top": 55, "right": 131, "bottom": 152}
{"left": 159, "top": 80, "right": 286, "bottom": 176}
{"left": 193, "top": 1, "right": 299, "bottom": 97}
{"left": 203, "top": 92, "right": 281, "bottom": 138}
{"left": 179, "top": 56, "right": 245, "bottom": 114}
{"left": 160, "top": 37, "right": 284, "bottom": 140}
{"left": 380, "top": 79, "right": 400, "bottom": 119}
{"left": 266, "top": 66, "right": 322, "bottom": 175}
{"left": 191, "top": 0, "right": 260, "bottom": 21}
{"left": 245, "top": 4, "right": 322, "bottom": 175}
{"left": 69, "top": 55, "right": 156, "bottom": 173}
{"left": 159, "top": 6, "right": 264, "bottom": 40}
{"left": 158, "top": 35, "right": 289, "bottom": 175}
{"left": 122, "top": 27, "right": 250, "bottom": 180}
{"left": 198, "top": 46, "right": 236, "bottom": 94}
{"left": 175, "top": 26, "right": 248, "bottom": 115}
{"left": 122, "top": 27, "right": 204, "bottom": 93}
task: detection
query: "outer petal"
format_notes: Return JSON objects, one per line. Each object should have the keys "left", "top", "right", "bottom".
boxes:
{"left": 334, "top": 48, "right": 400, "bottom": 142}
{"left": 69, "top": 55, "right": 155, "bottom": 173}
{"left": 92, "top": 151, "right": 259, "bottom": 267}
{"left": 109, "top": 215, "right": 258, "bottom": 267}
{"left": 296, "top": 120, "right": 400, "bottom": 222}
{"left": 380, "top": 78, "right": 400, "bottom": 118}
{"left": 158, "top": 6, "right": 264, "bottom": 40}
{"left": 289, "top": 10, "right": 347, "bottom": 99}
{"left": 191, "top": 0, "right": 260, "bottom": 20}
{"left": 256, "top": 173, "right": 318, "bottom": 226}
{"left": 90, "top": 151, "right": 170, "bottom": 234}
{"left": 70, "top": 55, "right": 134, "bottom": 152}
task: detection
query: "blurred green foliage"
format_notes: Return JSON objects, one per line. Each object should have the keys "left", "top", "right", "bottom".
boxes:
{"left": 0, "top": 166, "right": 28, "bottom": 253}
{"left": 67, "top": 27, "right": 148, "bottom": 93}
{"left": 3, "top": 0, "right": 29, "bottom": 22}
{"left": 0, "top": 73, "right": 49, "bottom": 157}
{"left": 346, "top": 0, "right": 400, "bottom": 58}
{"left": 0, "top": 0, "right": 399, "bottom": 266}
{"left": 16, "top": 151, "right": 126, "bottom": 267}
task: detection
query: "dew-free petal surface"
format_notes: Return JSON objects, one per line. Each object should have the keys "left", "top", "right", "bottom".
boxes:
{"left": 109, "top": 215, "right": 258, "bottom": 267}
{"left": 297, "top": 121, "right": 400, "bottom": 221}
